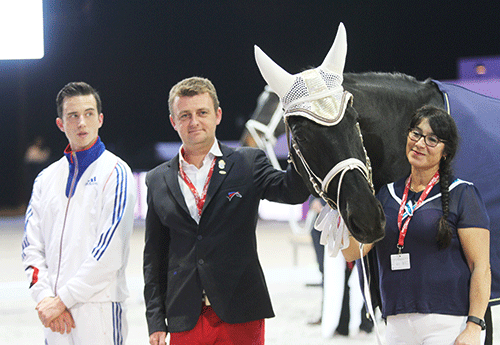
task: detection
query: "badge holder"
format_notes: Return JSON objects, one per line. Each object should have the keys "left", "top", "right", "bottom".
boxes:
{"left": 391, "top": 245, "right": 411, "bottom": 271}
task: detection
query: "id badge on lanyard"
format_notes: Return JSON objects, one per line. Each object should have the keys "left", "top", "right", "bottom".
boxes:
{"left": 391, "top": 253, "right": 411, "bottom": 270}
{"left": 392, "top": 171, "right": 440, "bottom": 271}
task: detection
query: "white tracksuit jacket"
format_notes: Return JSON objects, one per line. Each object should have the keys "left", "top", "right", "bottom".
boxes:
{"left": 22, "top": 138, "right": 136, "bottom": 309}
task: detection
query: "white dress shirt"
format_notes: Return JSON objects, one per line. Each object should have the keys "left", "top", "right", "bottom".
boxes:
{"left": 178, "top": 140, "right": 223, "bottom": 223}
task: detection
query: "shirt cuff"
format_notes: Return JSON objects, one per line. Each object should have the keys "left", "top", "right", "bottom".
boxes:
{"left": 34, "top": 289, "right": 55, "bottom": 304}
{"left": 57, "top": 286, "right": 76, "bottom": 309}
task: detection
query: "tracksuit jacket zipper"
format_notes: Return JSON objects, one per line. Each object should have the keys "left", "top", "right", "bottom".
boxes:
{"left": 54, "top": 151, "right": 78, "bottom": 295}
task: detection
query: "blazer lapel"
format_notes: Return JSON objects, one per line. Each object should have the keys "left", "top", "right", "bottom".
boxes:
{"left": 203, "top": 143, "right": 234, "bottom": 212}
{"left": 164, "top": 155, "right": 191, "bottom": 217}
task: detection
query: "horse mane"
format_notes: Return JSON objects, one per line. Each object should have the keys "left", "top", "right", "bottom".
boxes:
{"left": 344, "top": 71, "right": 435, "bottom": 93}
{"left": 343, "top": 71, "right": 442, "bottom": 117}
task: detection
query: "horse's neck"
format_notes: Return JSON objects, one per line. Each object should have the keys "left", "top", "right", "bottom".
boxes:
{"left": 343, "top": 72, "right": 443, "bottom": 111}
{"left": 342, "top": 72, "right": 444, "bottom": 192}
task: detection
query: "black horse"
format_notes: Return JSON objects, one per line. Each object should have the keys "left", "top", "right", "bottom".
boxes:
{"left": 243, "top": 72, "right": 443, "bottom": 243}
{"left": 251, "top": 26, "right": 500, "bottom": 343}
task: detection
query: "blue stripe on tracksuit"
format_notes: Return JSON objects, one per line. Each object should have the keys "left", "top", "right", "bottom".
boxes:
{"left": 113, "top": 302, "right": 124, "bottom": 345}
{"left": 91, "top": 163, "right": 128, "bottom": 261}
{"left": 21, "top": 206, "right": 33, "bottom": 260}
{"left": 21, "top": 171, "right": 40, "bottom": 261}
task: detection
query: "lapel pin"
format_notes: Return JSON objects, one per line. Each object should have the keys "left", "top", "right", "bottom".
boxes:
{"left": 218, "top": 159, "right": 226, "bottom": 174}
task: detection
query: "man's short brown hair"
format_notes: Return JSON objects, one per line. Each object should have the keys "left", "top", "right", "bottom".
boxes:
{"left": 168, "top": 77, "right": 220, "bottom": 116}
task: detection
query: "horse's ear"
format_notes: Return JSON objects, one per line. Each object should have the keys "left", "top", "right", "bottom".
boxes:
{"left": 254, "top": 45, "right": 295, "bottom": 98}
{"left": 320, "top": 22, "right": 347, "bottom": 76}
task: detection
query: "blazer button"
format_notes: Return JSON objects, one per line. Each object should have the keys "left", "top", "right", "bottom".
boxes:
{"left": 198, "top": 259, "right": 205, "bottom": 265}
{"left": 197, "top": 235, "right": 203, "bottom": 241}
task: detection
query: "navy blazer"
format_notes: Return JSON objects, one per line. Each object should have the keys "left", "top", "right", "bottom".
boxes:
{"left": 143, "top": 143, "right": 310, "bottom": 335}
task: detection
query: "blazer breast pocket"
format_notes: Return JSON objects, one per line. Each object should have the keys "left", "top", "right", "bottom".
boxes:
{"left": 220, "top": 181, "right": 248, "bottom": 203}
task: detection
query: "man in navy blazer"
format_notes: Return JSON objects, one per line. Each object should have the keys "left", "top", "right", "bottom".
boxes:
{"left": 143, "top": 76, "right": 309, "bottom": 345}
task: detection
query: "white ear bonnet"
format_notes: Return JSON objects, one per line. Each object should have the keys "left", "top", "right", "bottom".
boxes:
{"left": 254, "top": 23, "right": 352, "bottom": 126}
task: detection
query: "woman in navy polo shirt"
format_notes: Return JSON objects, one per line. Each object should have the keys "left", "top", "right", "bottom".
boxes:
{"left": 343, "top": 105, "right": 490, "bottom": 345}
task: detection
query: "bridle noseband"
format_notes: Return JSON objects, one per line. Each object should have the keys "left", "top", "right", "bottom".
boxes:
{"left": 284, "top": 92, "right": 374, "bottom": 212}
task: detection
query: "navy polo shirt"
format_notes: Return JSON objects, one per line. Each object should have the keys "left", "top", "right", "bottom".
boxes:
{"left": 375, "top": 175, "right": 489, "bottom": 318}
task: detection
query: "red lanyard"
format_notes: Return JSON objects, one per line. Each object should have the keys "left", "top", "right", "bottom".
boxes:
{"left": 396, "top": 171, "right": 440, "bottom": 250}
{"left": 179, "top": 157, "right": 217, "bottom": 217}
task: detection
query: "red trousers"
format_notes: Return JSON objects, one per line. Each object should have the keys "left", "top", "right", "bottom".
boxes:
{"left": 170, "top": 304, "right": 265, "bottom": 345}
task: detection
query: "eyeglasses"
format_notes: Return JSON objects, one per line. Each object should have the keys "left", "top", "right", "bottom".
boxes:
{"left": 408, "top": 128, "right": 445, "bottom": 147}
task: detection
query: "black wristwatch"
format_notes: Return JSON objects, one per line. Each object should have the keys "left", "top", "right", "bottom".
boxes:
{"left": 467, "top": 316, "right": 486, "bottom": 330}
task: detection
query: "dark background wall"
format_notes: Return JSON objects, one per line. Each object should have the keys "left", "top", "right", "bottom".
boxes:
{"left": 1, "top": 0, "right": 499, "bottom": 208}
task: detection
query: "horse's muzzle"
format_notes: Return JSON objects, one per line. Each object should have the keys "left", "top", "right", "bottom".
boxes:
{"left": 344, "top": 201, "right": 386, "bottom": 244}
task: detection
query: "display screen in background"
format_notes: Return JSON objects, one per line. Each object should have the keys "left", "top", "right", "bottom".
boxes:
{"left": 0, "top": 0, "right": 44, "bottom": 60}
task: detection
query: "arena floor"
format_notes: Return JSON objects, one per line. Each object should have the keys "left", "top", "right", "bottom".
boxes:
{"left": 1, "top": 216, "right": 498, "bottom": 344}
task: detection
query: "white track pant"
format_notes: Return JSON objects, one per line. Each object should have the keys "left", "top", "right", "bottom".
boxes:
{"left": 44, "top": 302, "right": 127, "bottom": 345}
{"left": 321, "top": 251, "right": 364, "bottom": 338}
{"left": 386, "top": 313, "right": 485, "bottom": 345}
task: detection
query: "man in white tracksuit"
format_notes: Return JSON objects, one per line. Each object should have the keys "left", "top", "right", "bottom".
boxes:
{"left": 22, "top": 82, "right": 136, "bottom": 345}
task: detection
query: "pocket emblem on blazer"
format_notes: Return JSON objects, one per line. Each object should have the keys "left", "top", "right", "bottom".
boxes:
{"left": 227, "top": 191, "right": 242, "bottom": 201}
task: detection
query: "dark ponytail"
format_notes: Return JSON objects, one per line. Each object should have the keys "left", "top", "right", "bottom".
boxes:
{"left": 436, "top": 158, "right": 452, "bottom": 249}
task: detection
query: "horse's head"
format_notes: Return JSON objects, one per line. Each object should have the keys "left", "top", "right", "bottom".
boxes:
{"left": 254, "top": 23, "right": 385, "bottom": 244}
